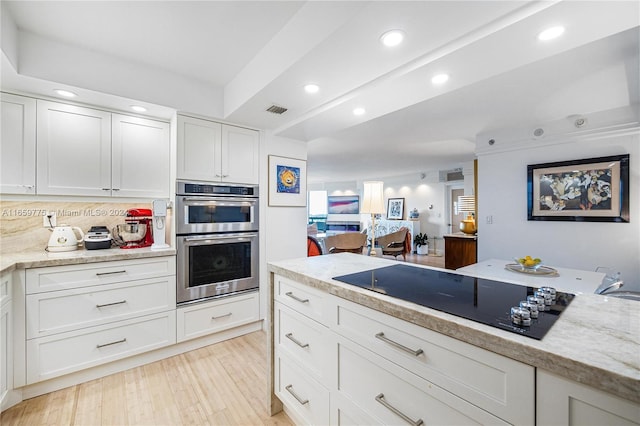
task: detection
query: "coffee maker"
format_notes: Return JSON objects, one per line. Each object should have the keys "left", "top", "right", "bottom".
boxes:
{"left": 114, "top": 208, "right": 154, "bottom": 249}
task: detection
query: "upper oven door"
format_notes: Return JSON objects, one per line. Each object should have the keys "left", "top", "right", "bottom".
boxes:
{"left": 176, "top": 196, "right": 259, "bottom": 234}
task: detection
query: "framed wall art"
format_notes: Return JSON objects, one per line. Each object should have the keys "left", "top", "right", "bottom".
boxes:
{"left": 527, "top": 154, "right": 629, "bottom": 222}
{"left": 387, "top": 198, "right": 405, "bottom": 220}
{"left": 268, "top": 155, "right": 307, "bottom": 207}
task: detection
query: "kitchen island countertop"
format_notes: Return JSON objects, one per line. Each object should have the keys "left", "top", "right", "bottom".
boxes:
{"left": 1, "top": 246, "right": 176, "bottom": 275}
{"left": 268, "top": 253, "right": 640, "bottom": 404}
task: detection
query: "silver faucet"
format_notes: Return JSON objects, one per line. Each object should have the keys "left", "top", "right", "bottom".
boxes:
{"left": 594, "top": 266, "right": 624, "bottom": 295}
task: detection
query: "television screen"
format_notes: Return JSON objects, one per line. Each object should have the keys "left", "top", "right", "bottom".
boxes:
{"left": 327, "top": 195, "right": 360, "bottom": 214}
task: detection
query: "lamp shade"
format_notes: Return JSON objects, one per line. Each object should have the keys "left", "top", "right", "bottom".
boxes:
{"left": 457, "top": 195, "right": 476, "bottom": 213}
{"left": 361, "top": 181, "right": 385, "bottom": 214}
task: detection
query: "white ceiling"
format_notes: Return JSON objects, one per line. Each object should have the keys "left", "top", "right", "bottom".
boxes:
{"left": 1, "top": 1, "right": 638, "bottom": 184}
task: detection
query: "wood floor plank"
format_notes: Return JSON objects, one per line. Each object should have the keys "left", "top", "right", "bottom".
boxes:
{"left": 73, "top": 378, "right": 103, "bottom": 426}
{"left": 0, "top": 331, "right": 293, "bottom": 426}
{"left": 101, "top": 372, "right": 128, "bottom": 425}
{"left": 124, "top": 365, "right": 155, "bottom": 426}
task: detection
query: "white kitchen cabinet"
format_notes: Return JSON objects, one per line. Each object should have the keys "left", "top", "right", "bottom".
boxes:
{"left": 537, "top": 370, "right": 640, "bottom": 426}
{"left": 177, "top": 114, "right": 259, "bottom": 184}
{"left": 111, "top": 114, "right": 170, "bottom": 198}
{"left": 336, "top": 336, "right": 509, "bottom": 425}
{"left": 36, "top": 100, "right": 170, "bottom": 197}
{"left": 273, "top": 275, "right": 333, "bottom": 425}
{"left": 0, "top": 272, "right": 13, "bottom": 410}
{"left": 24, "top": 257, "right": 176, "bottom": 384}
{"left": 37, "top": 100, "right": 112, "bottom": 196}
{"left": 1, "top": 93, "right": 36, "bottom": 194}
{"left": 176, "top": 291, "right": 259, "bottom": 342}
{"left": 334, "top": 297, "right": 535, "bottom": 425}
{"left": 272, "top": 273, "right": 535, "bottom": 426}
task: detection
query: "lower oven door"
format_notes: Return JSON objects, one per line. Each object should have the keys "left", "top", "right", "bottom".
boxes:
{"left": 177, "top": 232, "right": 259, "bottom": 305}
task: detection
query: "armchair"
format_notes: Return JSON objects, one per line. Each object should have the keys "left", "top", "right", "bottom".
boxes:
{"left": 324, "top": 232, "right": 367, "bottom": 254}
{"left": 377, "top": 227, "right": 410, "bottom": 261}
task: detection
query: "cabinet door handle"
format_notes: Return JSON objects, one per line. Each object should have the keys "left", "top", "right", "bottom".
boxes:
{"left": 375, "top": 332, "right": 424, "bottom": 356}
{"left": 375, "top": 393, "right": 423, "bottom": 426}
{"left": 101, "top": 188, "right": 111, "bottom": 191}
{"left": 96, "top": 300, "right": 126, "bottom": 308}
{"left": 285, "top": 384, "right": 309, "bottom": 405}
{"left": 96, "top": 338, "right": 127, "bottom": 349}
{"left": 112, "top": 188, "right": 120, "bottom": 191}
{"left": 96, "top": 270, "right": 127, "bottom": 276}
{"left": 285, "top": 333, "right": 309, "bottom": 348}
{"left": 211, "top": 312, "right": 232, "bottom": 320}
{"left": 285, "top": 292, "right": 309, "bottom": 304}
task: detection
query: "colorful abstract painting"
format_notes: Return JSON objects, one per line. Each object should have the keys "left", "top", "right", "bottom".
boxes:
{"left": 276, "top": 164, "right": 300, "bottom": 193}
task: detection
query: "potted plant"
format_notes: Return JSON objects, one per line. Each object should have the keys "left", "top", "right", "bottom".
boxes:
{"left": 413, "top": 233, "right": 429, "bottom": 255}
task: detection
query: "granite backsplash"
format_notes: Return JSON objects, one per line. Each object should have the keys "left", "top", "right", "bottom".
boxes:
{"left": 0, "top": 200, "right": 156, "bottom": 253}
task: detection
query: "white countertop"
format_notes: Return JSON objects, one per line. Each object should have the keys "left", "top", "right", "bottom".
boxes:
{"left": 457, "top": 258, "right": 606, "bottom": 295}
{"left": 1, "top": 246, "right": 176, "bottom": 274}
{"left": 268, "top": 253, "right": 639, "bottom": 403}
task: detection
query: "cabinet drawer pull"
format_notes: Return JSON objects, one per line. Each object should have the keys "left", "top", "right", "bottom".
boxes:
{"left": 285, "top": 333, "right": 309, "bottom": 348}
{"left": 96, "top": 338, "right": 127, "bottom": 349}
{"left": 285, "top": 384, "right": 309, "bottom": 405}
{"left": 212, "top": 312, "right": 232, "bottom": 320}
{"left": 96, "top": 300, "right": 127, "bottom": 308}
{"left": 375, "top": 332, "right": 424, "bottom": 356}
{"left": 96, "top": 270, "right": 127, "bottom": 276}
{"left": 375, "top": 393, "right": 423, "bottom": 426}
{"left": 285, "top": 292, "right": 309, "bottom": 304}
{"left": 101, "top": 188, "right": 111, "bottom": 191}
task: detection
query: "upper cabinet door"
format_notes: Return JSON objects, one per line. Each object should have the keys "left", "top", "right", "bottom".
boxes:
{"left": 1, "top": 93, "right": 36, "bottom": 194}
{"left": 221, "top": 125, "right": 259, "bottom": 185}
{"left": 111, "top": 114, "right": 170, "bottom": 198}
{"left": 176, "top": 115, "right": 222, "bottom": 181}
{"left": 36, "top": 100, "right": 112, "bottom": 196}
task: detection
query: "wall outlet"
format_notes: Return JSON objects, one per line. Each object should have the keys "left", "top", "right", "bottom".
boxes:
{"left": 486, "top": 215, "right": 493, "bottom": 224}
{"left": 43, "top": 211, "right": 57, "bottom": 228}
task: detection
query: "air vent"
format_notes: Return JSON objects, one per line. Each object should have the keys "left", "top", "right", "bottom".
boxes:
{"left": 438, "top": 168, "right": 464, "bottom": 182}
{"left": 266, "top": 105, "right": 288, "bottom": 115}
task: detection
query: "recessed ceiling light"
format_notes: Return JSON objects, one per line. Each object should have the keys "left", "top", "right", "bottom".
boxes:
{"left": 431, "top": 74, "right": 449, "bottom": 85}
{"left": 380, "top": 29, "right": 405, "bottom": 47}
{"left": 537, "top": 26, "right": 565, "bottom": 41}
{"left": 304, "top": 84, "right": 320, "bottom": 94}
{"left": 353, "top": 107, "right": 366, "bottom": 116}
{"left": 54, "top": 89, "right": 77, "bottom": 98}
{"left": 130, "top": 105, "right": 147, "bottom": 112}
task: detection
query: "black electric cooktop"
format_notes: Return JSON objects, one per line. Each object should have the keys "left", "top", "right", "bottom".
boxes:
{"left": 333, "top": 264, "right": 575, "bottom": 340}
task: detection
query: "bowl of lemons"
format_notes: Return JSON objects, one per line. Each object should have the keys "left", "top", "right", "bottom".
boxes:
{"left": 515, "top": 255, "right": 542, "bottom": 271}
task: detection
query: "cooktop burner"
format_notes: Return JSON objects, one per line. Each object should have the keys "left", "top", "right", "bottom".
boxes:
{"left": 332, "top": 264, "right": 575, "bottom": 340}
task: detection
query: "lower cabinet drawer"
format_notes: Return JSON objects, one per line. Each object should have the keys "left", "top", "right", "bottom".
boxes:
{"left": 26, "top": 276, "right": 176, "bottom": 339}
{"left": 337, "top": 337, "right": 508, "bottom": 426}
{"left": 25, "top": 257, "right": 176, "bottom": 294}
{"left": 275, "top": 352, "right": 329, "bottom": 426}
{"left": 275, "top": 302, "right": 331, "bottom": 384}
{"left": 176, "top": 291, "right": 259, "bottom": 342}
{"left": 26, "top": 311, "right": 176, "bottom": 384}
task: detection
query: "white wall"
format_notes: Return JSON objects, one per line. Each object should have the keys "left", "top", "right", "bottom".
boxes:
{"left": 260, "top": 132, "right": 307, "bottom": 320}
{"left": 477, "top": 128, "right": 639, "bottom": 290}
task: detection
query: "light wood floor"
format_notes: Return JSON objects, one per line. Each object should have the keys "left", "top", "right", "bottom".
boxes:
{"left": 1, "top": 331, "right": 293, "bottom": 426}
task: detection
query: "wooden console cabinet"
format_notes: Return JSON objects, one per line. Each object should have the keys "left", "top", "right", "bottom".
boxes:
{"left": 444, "top": 234, "right": 477, "bottom": 269}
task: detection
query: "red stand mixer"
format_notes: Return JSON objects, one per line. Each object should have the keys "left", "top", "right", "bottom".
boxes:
{"left": 113, "top": 208, "right": 154, "bottom": 249}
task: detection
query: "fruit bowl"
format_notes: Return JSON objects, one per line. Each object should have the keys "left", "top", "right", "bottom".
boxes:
{"left": 515, "top": 256, "right": 542, "bottom": 271}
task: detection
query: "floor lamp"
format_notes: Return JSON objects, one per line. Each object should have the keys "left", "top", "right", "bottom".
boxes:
{"left": 362, "top": 181, "right": 385, "bottom": 256}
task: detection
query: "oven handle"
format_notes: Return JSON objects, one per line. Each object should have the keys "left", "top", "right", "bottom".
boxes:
{"left": 181, "top": 196, "right": 257, "bottom": 204}
{"left": 183, "top": 233, "right": 258, "bottom": 243}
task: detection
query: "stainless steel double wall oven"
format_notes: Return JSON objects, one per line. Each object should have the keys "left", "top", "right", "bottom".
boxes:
{"left": 176, "top": 180, "right": 259, "bottom": 305}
